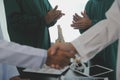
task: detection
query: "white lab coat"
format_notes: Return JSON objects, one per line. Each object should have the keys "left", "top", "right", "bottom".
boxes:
{"left": 72, "top": 0, "right": 120, "bottom": 80}
{"left": 0, "top": 0, "right": 47, "bottom": 70}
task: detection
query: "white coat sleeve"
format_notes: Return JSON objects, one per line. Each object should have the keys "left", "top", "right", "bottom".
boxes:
{"left": 0, "top": 40, "right": 47, "bottom": 69}
{"left": 71, "top": 0, "right": 120, "bottom": 62}
{"left": 1, "top": 64, "right": 19, "bottom": 80}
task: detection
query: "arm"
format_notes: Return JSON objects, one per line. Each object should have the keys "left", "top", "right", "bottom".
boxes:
{"left": 72, "top": 1, "right": 119, "bottom": 62}
{"left": 0, "top": 40, "right": 47, "bottom": 69}
{"left": 48, "top": 0, "right": 119, "bottom": 64}
{"left": 80, "top": 0, "right": 106, "bottom": 33}
{"left": 0, "top": 39, "right": 73, "bottom": 69}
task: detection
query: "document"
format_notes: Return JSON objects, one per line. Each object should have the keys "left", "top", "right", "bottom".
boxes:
{"left": 23, "top": 64, "right": 69, "bottom": 75}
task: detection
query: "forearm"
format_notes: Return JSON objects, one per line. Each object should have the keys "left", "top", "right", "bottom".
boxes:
{"left": 72, "top": 19, "right": 119, "bottom": 62}
{"left": 0, "top": 40, "right": 47, "bottom": 69}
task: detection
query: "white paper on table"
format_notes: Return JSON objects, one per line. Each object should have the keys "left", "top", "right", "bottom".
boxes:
{"left": 23, "top": 64, "right": 69, "bottom": 75}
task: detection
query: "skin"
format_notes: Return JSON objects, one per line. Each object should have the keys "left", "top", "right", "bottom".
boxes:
{"left": 47, "top": 48, "right": 75, "bottom": 69}
{"left": 47, "top": 43, "right": 77, "bottom": 69}
{"left": 45, "top": 5, "right": 65, "bottom": 25}
{"left": 71, "top": 10, "right": 91, "bottom": 29}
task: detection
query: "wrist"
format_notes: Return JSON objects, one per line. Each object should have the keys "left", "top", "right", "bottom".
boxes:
{"left": 65, "top": 42, "right": 77, "bottom": 54}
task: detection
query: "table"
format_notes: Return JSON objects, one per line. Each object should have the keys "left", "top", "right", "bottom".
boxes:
{"left": 22, "top": 69, "right": 109, "bottom": 80}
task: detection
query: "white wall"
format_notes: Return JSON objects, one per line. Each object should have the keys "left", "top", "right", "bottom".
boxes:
{"left": 49, "top": 0, "right": 88, "bottom": 42}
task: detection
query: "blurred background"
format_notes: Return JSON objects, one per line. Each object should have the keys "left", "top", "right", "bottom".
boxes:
{"left": 49, "top": 0, "right": 88, "bottom": 42}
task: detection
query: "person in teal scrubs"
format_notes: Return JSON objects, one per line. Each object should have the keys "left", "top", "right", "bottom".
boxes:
{"left": 71, "top": 0, "right": 117, "bottom": 80}
{"left": 4, "top": 0, "right": 64, "bottom": 79}
{"left": 4, "top": 0, "right": 64, "bottom": 49}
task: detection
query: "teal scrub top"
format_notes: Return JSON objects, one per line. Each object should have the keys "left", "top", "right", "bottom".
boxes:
{"left": 80, "top": 0, "right": 117, "bottom": 80}
{"left": 4, "top": 0, "right": 55, "bottom": 49}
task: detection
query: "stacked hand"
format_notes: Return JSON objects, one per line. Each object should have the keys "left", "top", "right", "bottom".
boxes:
{"left": 46, "top": 43, "right": 77, "bottom": 69}
{"left": 71, "top": 10, "right": 91, "bottom": 29}
{"left": 45, "top": 5, "right": 65, "bottom": 24}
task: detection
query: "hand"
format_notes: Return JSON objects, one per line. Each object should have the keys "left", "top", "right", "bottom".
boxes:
{"left": 45, "top": 5, "right": 65, "bottom": 24}
{"left": 48, "top": 43, "right": 77, "bottom": 55}
{"left": 10, "top": 76, "right": 30, "bottom": 80}
{"left": 46, "top": 49, "right": 75, "bottom": 69}
{"left": 71, "top": 10, "right": 91, "bottom": 29}
{"left": 47, "top": 43, "right": 77, "bottom": 69}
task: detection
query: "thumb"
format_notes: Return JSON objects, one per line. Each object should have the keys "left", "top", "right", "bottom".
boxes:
{"left": 53, "top": 5, "right": 58, "bottom": 11}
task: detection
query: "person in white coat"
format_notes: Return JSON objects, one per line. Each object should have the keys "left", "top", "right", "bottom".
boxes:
{"left": 48, "top": 0, "right": 120, "bottom": 80}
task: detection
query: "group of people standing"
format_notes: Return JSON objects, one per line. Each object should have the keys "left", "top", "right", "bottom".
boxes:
{"left": 3, "top": 0, "right": 64, "bottom": 79}
{"left": 0, "top": 0, "right": 118, "bottom": 80}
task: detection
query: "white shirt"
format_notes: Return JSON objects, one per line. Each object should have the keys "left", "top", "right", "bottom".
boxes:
{"left": 72, "top": 0, "right": 120, "bottom": 80}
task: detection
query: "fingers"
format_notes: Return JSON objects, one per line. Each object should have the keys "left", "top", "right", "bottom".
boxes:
{"left": 46, "top": 49, "right": 75, "bottom": 69}
{"left": 71, "top": 13, "right": 83, "bottom": 29}
{"left": 75, "top": 13, "right": 82, "bottom": 20}
{"left": 57, "top": 50, "right": 75, "bottom": 59}
{"left": 71, "top": 21, "right": 84, "bottom": 29}
{"left": 53, "top": 5, "right": 58, "bottom": 11}
{"left": 48, "top": 45, "right": 58, "bottom": 55}
{"left": 71, "top": 11, "right": 91, "bottom": 29}
{"left": 53, "top": 5, "right": 65, "bottom": 20}
{"left": 73, "top": 13, "right": 82, "bottom": 22}
{"left": 47, "top": 43, "right": 76, "bottom": 69}
{"left": 54, "top": 10, "right": 65, "bottom": 21}
{"left": 51, "top": 5, "right": 65, "bottom": 20}
{"left": 48, "top": 43, "right": 70, "bottom": 55}
{"left": 46, "top": 54, "right": 69, "bottom": 69}
{"left": 45, "top": 5, "right": 65, "bottom": 24}
{"left": 53, "top": 5, "right": 63, "bottom": 15}
{"left": 81, "top": 10, "right": 88, "bottom": 18}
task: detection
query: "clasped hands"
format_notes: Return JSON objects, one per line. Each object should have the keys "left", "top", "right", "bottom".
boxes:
{"left": 46, "top": 43, "right": 77, "bottom": 69}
